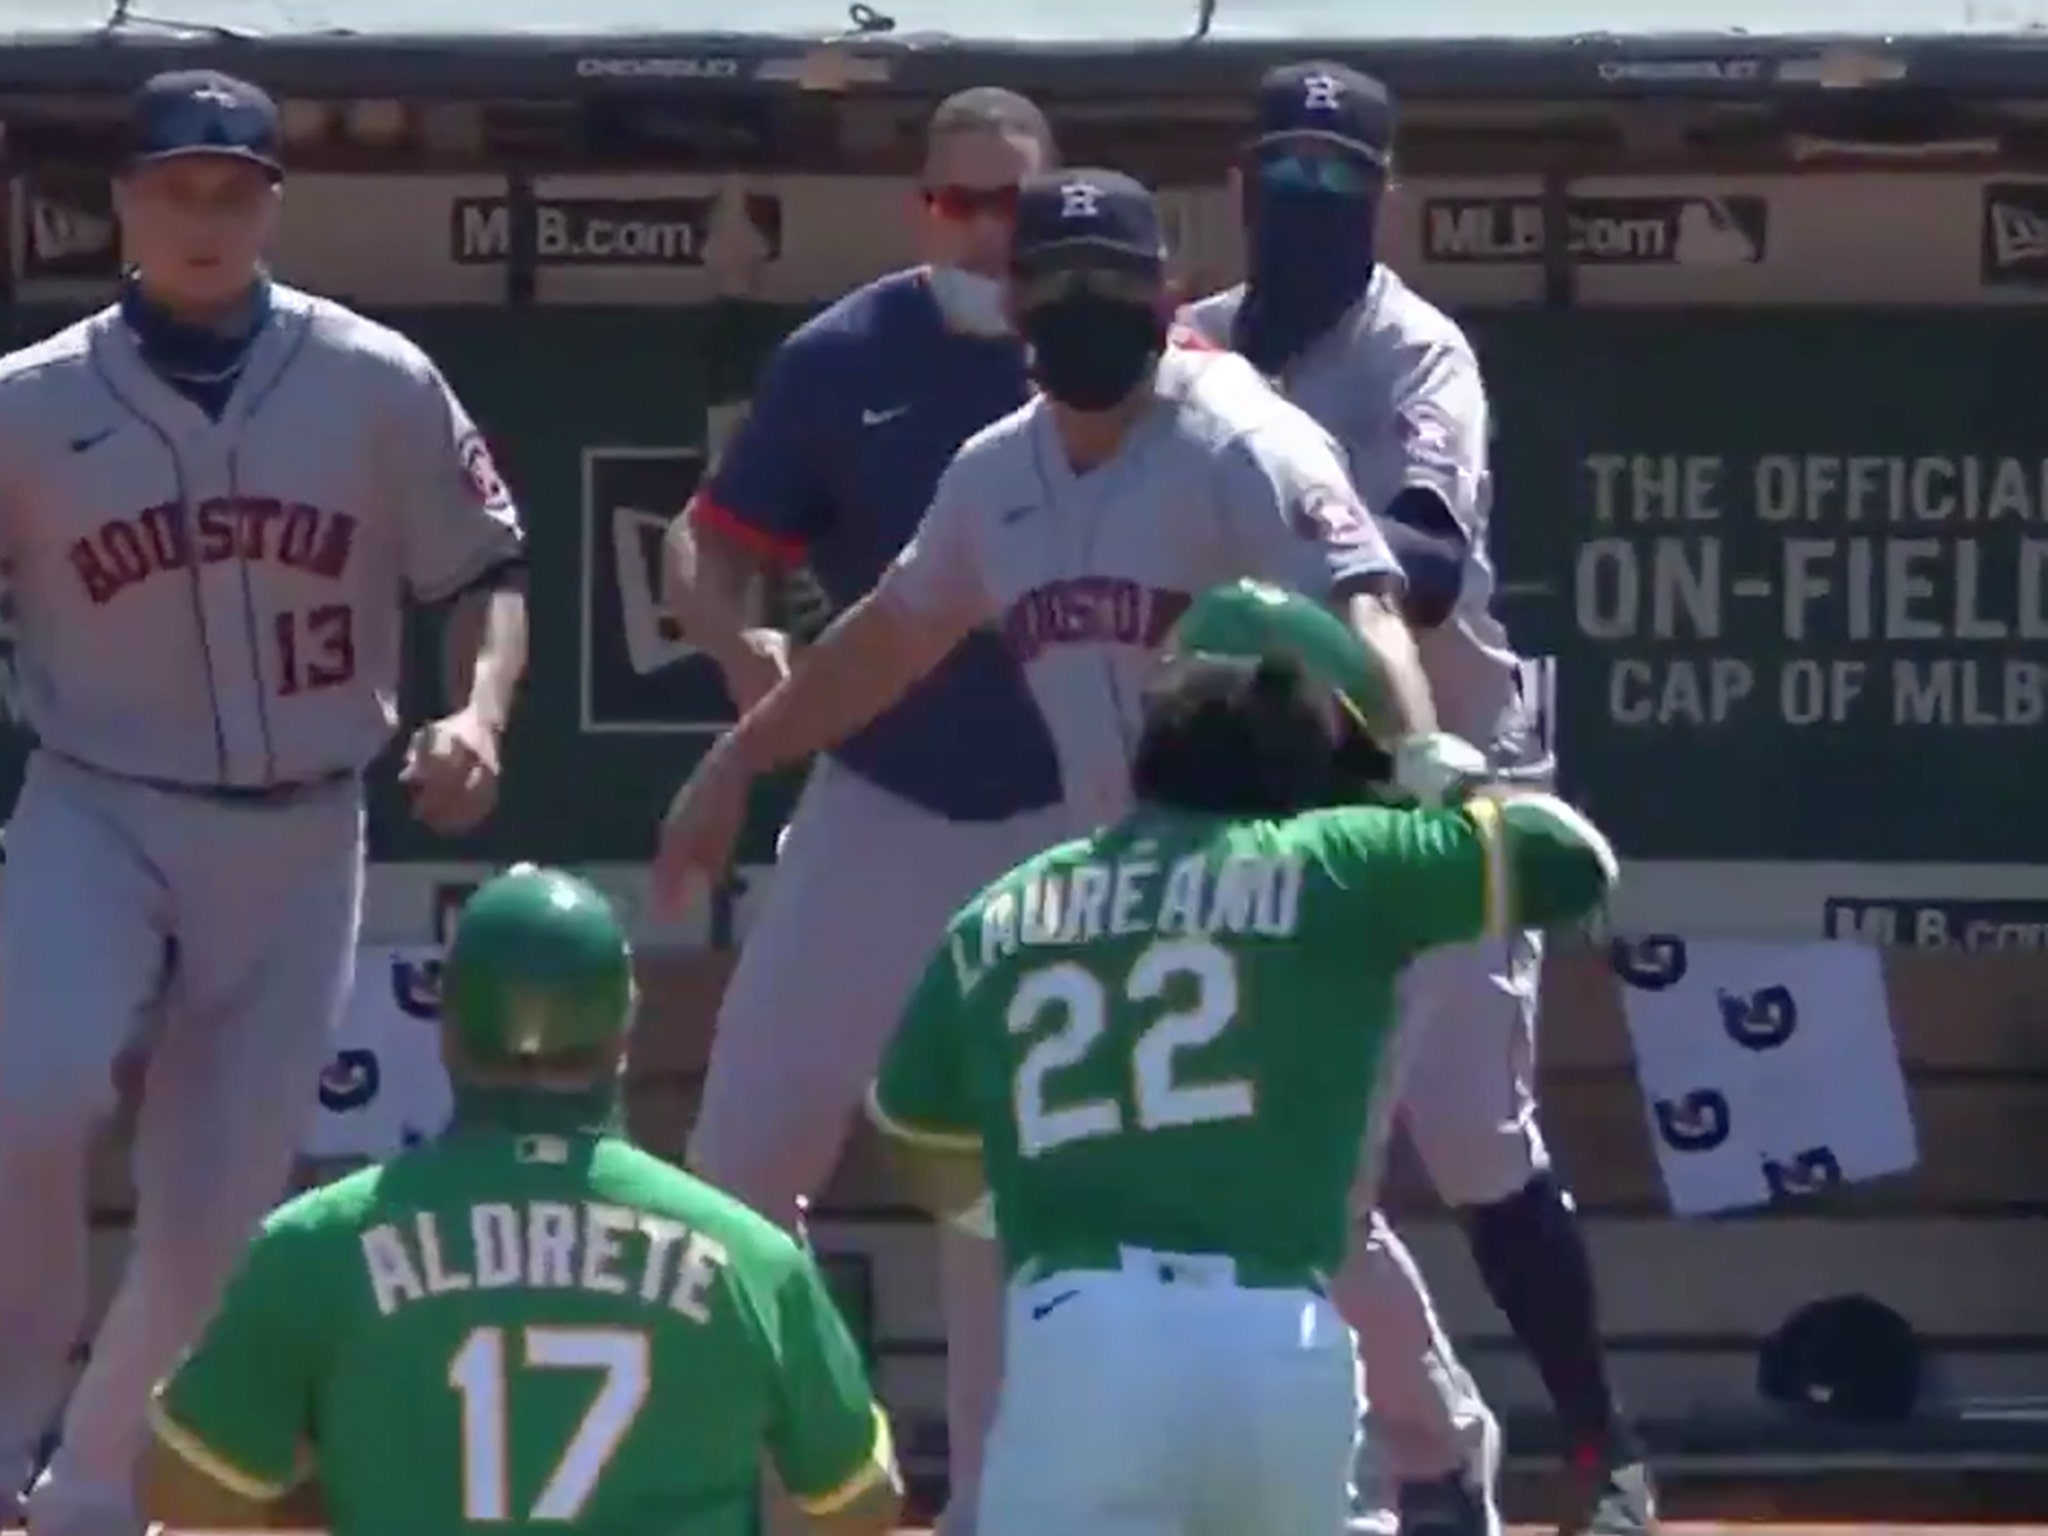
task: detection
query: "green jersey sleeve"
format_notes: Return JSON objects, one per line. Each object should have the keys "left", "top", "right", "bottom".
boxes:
{"left": 149, "top": 1212, "right": 328, "bottom": 1500}
{"left": 867, "top": 933, "right": 979, "bottom": 1151}
{"left": 1313, "top": 793, "right": 1617, "bottom": 958}
{"left": 766, "top": 1250, "right": 899, "bottom": 1515}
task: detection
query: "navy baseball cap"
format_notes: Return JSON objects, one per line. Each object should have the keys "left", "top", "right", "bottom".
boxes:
{"left": 127, "top": 71, "right": 282, "bottom": 179}
{"left": 1010, "top": 168, "right": 1165, "bottom": 272}
{"left": 1252, "top": 61, "right": 1393, "bottom": 166}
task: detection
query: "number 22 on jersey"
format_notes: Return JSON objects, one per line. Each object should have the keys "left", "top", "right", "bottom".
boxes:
{"left": 448, "top": 1325, "right": 650, "bottom": 1521}
{"left": 1009, "top": 936, "right": 1255, "bottom": 1157}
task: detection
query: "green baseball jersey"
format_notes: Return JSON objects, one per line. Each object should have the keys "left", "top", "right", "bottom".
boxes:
{"left": 150, "top": 1101, "right": 894, "bottom": 1536}
{"left": 870, "top": 799, "right": 1600, "bottom": 1279}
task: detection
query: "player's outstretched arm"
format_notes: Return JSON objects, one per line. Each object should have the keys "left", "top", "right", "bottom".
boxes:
{"left": 721, "top": 450, "right": 992, "bottom": 778}
{"left": 1483, "top": 788, "right": 1620, "bottom": 931}
{"left": 1326, "top": 789, "right": 1618, "bottom": 959}
{"left": 139, "top": 1437, "right": 323, "bottom": 1532}
{"left": 664, "top": 508, "right": 763, "bottom": 650}
{"left": 144, "top": 1217, "right": 330, "bottom": 1530}
{"left": 441, "top": 571, "right": 529, "bottom": 732}
{"left": 1366, "top": 338, "right": 1492, "bottom": 631}
{"left": 402, "top": 568, "right": 528, "bottom": 833}
{"left": 1210, "top": 412, "right": 1441, "bottom": 742}
{"left": 721, "top": 585, "right": 967, "bottom": 779}
{"left": 767, "top": 1253, "right": 906, "bottom": 1536}
{"left": 653, "top": 579, "right": 967, "bottom": 905}
{"left": 868, "top": 1087, "right": 988, "bottom": 1224}
{"left": 654, "top": 460, "right": 993, "bottom": 906}
{"left": 665, "top": 338, "right": 837, "bottom": 711}
{"left": 385, "top": 342, "right": 531, "bottom": 832}
{"left": 1339, "top": 586, "right": 1437, "bottom": 741}
{"left": 865, "top": 939, "right": 989, "bottom": 1223}
{"left": 666, "top": 511, "right": 792, "bottom": 712}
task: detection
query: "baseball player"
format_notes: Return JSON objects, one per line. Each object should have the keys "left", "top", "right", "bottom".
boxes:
{"left": 1183, "top": 62, "right": 1656, "bottom": 1536}
{"left": 866, "top": 579, "right": 1622, "bottom": 1536}
{"left": 655, "top": 165, "right": 1491, "bottom": 1531}
{"left": 663, "top": 88, "right": 1074, "bottom": 1535}
{"left": 654, "top": 165, "right": 1479, "bottom": 892}
{"left": 141, "top": 865, "right": 901, "bottom": 1536}
{"left": 0, "top": 71, "right": 528, "bottom": 1536}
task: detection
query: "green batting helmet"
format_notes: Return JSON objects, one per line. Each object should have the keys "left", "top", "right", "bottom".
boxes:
{"left": 1168, "top": 579, "right": 1392, "bottom": 734}
{"left": 440, "top": 864, "right": 636, "bottom": 1064}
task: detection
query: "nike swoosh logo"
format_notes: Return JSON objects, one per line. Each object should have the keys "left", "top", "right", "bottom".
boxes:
{"left": 68, "top": 427, "right": 115, "bottom": 453}
{"left": 1029, "top": 1288, "right": 1080, "bottom": 1321}
{"left": 998, "top": 504, "right": 1037, "bottom": 525}
{"left": 861, "top": 405, "right": 910, "bottom": 427}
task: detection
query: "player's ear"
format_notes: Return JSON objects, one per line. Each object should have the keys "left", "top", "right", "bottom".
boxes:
{"left": 1155, "top": 274, "right": 1184, "bottom": 325}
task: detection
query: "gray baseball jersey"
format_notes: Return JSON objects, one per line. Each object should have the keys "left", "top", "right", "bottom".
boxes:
{"left": 1189, "top": 273, "right": 1544, "bottom": 1503}
{"left": 880, "top": 343, "right": 1399, "bottom": 825}
{"left": 0, "top": 284, "right": 524, "bottom": 787}
{"left": 1184, "top": 270, "right": 1544, "bottom": 774}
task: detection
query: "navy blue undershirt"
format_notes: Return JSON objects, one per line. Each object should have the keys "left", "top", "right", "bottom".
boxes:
{"left": 119, "top": 272, "right": 273, "bottom": 419}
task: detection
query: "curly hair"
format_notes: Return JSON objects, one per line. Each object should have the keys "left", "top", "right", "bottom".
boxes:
{"left": 1131, "top": 651, "right": 1342, "bottom": 816}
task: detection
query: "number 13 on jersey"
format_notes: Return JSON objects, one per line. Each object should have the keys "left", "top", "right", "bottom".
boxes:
{"left": 274, "top": 604, "right": 355, "bottom": 695}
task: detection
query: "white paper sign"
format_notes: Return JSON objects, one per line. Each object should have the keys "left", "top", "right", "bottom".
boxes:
{"left": 307, "top": 946, "right": 454, "bottom": 1159}
{"left": 1613, "top": 936, "right": 1918, "bottom": 1216}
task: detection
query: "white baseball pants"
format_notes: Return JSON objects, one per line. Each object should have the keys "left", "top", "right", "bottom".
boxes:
{"left": 977, "top": 1248, "right": 1360, "bottom": 1536}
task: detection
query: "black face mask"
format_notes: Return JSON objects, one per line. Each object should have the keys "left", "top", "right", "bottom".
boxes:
{"left": 1022, "top": 294, "right": 1166, "bottom": 412}
{"left": 1236, "top": 183, "right": 1379, "bottom": 376}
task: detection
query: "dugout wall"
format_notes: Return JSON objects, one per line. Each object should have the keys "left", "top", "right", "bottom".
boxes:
{"left": 3, "top": 11, "right": 2044, "bottom": 1495}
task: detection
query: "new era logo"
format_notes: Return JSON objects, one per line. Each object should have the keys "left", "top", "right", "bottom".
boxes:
{"left": 32, "top": 199, "right": 112, "bottom": 260}
{"left": 16, "top": 175, "right": 120, "bottom": 280}
{"left": 1982, "top": 183, "right": 2048, "bottom": 285}
{"left": 1989, "top": 202, "right": 2048, "bottom": 262}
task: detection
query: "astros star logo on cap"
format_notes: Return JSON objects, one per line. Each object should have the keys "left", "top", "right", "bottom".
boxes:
{"left": 1301, "top": 72, "right": 1344, "bottom": 112}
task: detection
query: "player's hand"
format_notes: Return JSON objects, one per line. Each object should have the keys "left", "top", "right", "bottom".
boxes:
{"left": 652, "top": 738, "right": 752, "bottom": 916}
{"left": 711, "top": 627, "right": 792, "bottom": 714}
{"left": 400, "top": 707, "right": 502, "bottom": 834}
{"left": 1391, "top": 731, "right": 1489, "bottom": 808}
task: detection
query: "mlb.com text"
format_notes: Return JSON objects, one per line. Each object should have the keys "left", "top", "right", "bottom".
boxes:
{"left": 452, "top": 196, "right": 713, "bottom": 265}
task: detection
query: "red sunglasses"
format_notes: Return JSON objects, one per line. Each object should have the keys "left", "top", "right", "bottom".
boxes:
{"left": 922, "top": 183, "right": 1021, "bottom": 222}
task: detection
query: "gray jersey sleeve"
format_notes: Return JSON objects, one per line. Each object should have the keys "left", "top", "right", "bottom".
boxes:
{"left": 1215, "top": 412, "right": 1401, "bottom": 599}
{"left": 382, "top": 344, "right": 525, "bottom": 602}
{"left": 876, "top": 455, "right": 995, "bottom": 637}
{"left": 1364, "top": 341, "right": 1490, "bottom": 535}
